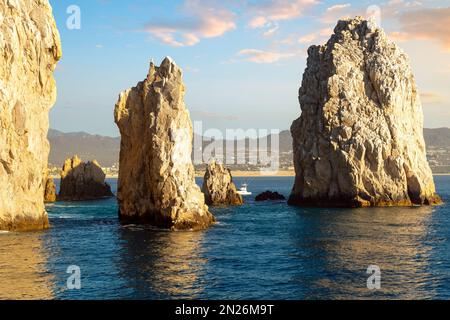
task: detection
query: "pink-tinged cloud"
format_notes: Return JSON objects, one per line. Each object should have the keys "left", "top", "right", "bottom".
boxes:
{"left": 388, "top": 31, "right": 410, "bottom": 42}
{"left": 397, "top": 7, "right": 450, "bottom": 52}
{"left": 248, "top": 0, "right": 318, "bottom": 28}
{"left": 420, "top": 91, "right": 446, "bottom": 105}
{"left": 144, "top": 0, "right": 236, "bottom": 47}
{"left": 298, "top": 33, "right": 316, "bottom": 44}
{"left": 297, "top": 28, "right": 333, "bottom": 46}
{"left": 237, "top": 49, "right": 298, "bottom": 63}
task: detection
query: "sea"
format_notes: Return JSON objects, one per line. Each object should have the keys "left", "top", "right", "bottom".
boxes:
{"left": 1, "top": 176, "right": 449, "bottom": 300}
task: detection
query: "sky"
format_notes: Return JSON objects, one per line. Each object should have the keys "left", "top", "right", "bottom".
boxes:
{"left": 49, "top": 0, "right": 450, "bottom": 137}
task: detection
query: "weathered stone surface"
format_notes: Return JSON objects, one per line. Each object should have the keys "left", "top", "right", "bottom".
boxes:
{"left": 44, "top": 177, "right": 56, "bottom": 203}
{"left": 202, "top": 161, "right": 243, "bottom": 206}
{"left": 58, "top": 155, "right": 113, "bottom": 201}
{"left": 0, "top": 0, "right": 61, "bottom": 231}
{"left": 255, "top": 191, "right": 286, "bottom": 202}
{"left": 114, "top": 57, "right": 215, "bottom": 230}
{"left": 289, "top": 17, "right": 442, "bottom": 208}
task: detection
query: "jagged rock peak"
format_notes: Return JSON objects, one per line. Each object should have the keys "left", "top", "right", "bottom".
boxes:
{"left": 202, "top": 161, "right": 243, "bottom": 206}
{"left": 114, "top": 57, "right": 215, "bottom": 230}
{"left": 289, "top": 17, "right": 442, "bottom": 208}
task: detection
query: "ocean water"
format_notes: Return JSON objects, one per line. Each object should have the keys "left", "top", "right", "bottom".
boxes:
{"left": 1, "top": 176, "right": 450, "bottom": 300}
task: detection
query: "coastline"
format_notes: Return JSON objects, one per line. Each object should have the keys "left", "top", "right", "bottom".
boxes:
{"left": 49, "top": 172, "right": 450, "bottom": 179}
{"left": 197, "top": 170, "right": 296, "bottom": 177}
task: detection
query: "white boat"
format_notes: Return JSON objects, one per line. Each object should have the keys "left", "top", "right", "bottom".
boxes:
{"left": 237, "top": 183, "right": 252, "bottom": 196}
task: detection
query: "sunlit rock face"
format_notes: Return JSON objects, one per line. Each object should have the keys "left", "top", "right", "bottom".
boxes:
{"left": 58, "top": 155, "right": 113, "bottom": 201}
{"left": 114, "top": 57, "right": 215, "bottom": 230}
{"left": 202, "top": 161, "right": 243, "bottom": 206}
{"left": 0, "top": 0, "right": 61, "bottom": 231}
{"left": 289, "top": 17, "right": 442, "bottom": 207}
{"left": 44, "top": 178, "right": 56, "bottom": 203}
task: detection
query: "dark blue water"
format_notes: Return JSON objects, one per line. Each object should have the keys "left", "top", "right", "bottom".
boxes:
{"left": 1, "top": 176, "right": 450, "bottom": 299}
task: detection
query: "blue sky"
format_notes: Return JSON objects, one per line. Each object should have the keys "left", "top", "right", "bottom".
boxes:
{"left": 49, "top": 0, "right": 450, "bottom": 136}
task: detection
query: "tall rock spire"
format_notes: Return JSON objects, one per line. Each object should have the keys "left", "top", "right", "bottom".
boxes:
{"left": 289, "top": 17, "right": 442, "bottom": 207}
{"left": 114, "top": 57, "right": 215, "bottom": 230}
{"left": 0, "top": 0, "right": 61, "bottom": 231}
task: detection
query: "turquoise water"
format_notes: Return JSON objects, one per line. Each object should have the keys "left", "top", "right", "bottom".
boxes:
{"left": 1, "top": 176, "right": 449, "bottom": 299}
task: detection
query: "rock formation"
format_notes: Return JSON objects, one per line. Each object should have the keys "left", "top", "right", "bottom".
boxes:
{"left": 44, "top": 178, "right": 56, "bottom": 203}
{"left": 0, "top": 0, "right": 61, "bottom": 231}
{"left": 114, "top": 57, "right": 215, "bottom": 230}
{"left": 202, "top": 161, "right": 243, "bottom": 206}
{"left": 58, "top": 155, "right": 113, "bottom": 201}
{"left": 289, "top": 17, "right": 442, "bottom": 207}
{"left": 255, "top": 191, "right": 286, "bottom": 202}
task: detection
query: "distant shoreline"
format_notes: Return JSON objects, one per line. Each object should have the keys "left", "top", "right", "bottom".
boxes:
{"left": 50, "top": 172, "right": 450, "bottom": 180}
{"left": 207, "top": 170, "right": 296, "bottom": 177}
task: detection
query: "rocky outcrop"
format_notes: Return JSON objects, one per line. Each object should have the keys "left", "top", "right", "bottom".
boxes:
{"left": 58, "top": 155, "right": 113, "bottom": 201}
{"left": 255, "top": 191, "right": 286, "bottom": 202}
{"left": 44, "top": 178, "right": 56, "bottom": 203}
{"left": 289, "top": 17, "right": 442, "bottom": 207}
{"left": 202, "top": 161, "right": 243, "bottom": 206}
{"left": 114, "top": 57, "right": 215, "bottom": 230}
{"left": 0, "top": 0, "right": 61, "bottom": 231}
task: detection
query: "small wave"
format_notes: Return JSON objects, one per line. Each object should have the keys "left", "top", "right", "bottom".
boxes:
{"left": 0, "top": 230, "right": 9, "bottom": 234}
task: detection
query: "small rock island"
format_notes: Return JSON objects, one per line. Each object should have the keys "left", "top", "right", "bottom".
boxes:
{"left": 289, "top": 17, "right": 442, "bottom": 207}
{"left": 202, "top": 161, "right": 243, "bottom": 206}
{"left": 255, "top": 191, "right": 286, "bottom": 202}
{"left": 44, "top": 178, "right": 57, "bottom": 203}
{"left": 114, "top": 57, "right": 215, "bottom": 230}
{"left": 58, "top": 155, "right": 113, "bottom": 201}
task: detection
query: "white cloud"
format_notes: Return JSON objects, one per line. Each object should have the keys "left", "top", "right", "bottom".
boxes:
{"left": 192, "top": 110, "right": 239, "bottom": 121}
{"left": 320, "top": 3, "right": 352, "bottom": 24}
{"left": 326, "top": 3, "right": 351, "bottom": 12}
{"left": 262, "top": 23, "right": 279, "bottom": 37}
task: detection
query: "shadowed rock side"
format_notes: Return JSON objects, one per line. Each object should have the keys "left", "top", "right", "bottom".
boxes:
{"left": 114, "top": 57, "right": 215, "bottom": 230}
{"left": 44, "top": 178, "right": 56, "bottom": 203}
{"left": 0, "top": 0, "right": 61, "bottom": 231}
{"left": 58, "top": 155, "right": 113, "bottom": 201}
{"left": 289, "top": 17, "right": 442, "bottom": 208}
{"left": 202, "top": 161, "right": 243, "bottom": 206}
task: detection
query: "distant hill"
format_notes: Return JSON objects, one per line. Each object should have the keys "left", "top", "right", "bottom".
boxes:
{"left": 48, "top": 128, "right": 450, "bottom": 169}
{"left": 424, "top": 128, "right": 450, "bottom": 148}
{"left": 48, "top": 129, "right": 120, "bottom": 167}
